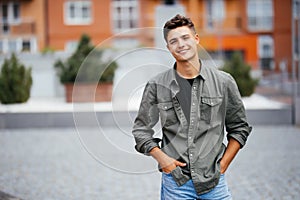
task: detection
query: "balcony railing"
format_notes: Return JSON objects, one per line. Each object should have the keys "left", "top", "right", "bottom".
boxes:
{"left": 0, "top": 19, "right": 35, "bottom": 36}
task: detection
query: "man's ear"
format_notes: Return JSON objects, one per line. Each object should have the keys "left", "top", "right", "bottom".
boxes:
{"left": 195, "top": 34, "right": 200, "bottom": 44}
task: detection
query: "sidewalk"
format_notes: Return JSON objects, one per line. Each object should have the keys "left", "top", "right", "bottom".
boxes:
{"left": 0, "top": 125, "right": 300, "bottom": 199}
{"left": 0, "top": 86, "right": 299, "bottom": 199}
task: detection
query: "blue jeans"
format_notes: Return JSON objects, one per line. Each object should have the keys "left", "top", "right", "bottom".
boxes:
{"left": 161, "top": 173, "right": 232, "bottom": 200}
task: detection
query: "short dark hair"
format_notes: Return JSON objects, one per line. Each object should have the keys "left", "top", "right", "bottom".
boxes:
{"left": 163, "top": 14, "right": 196, "bottom": 42}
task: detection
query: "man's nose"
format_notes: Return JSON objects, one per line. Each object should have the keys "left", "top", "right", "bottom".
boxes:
{"left": 178, "top": 39, "right": 185, "bottom": 48}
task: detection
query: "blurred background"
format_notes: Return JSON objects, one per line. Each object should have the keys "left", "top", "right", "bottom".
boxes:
{"left": 0, "top": 0, "right": 300, "bottom": 199}
{"left": 0, "top": 0, "right": 299, "bottom": 124}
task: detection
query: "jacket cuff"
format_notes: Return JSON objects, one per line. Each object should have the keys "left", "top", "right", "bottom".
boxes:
{"left": 227, "top": 134, "right": 245, "bottom": 148}
{"left": 227, "top": 125, "right": 252, "bottom": 149}
{"left": 135, "top": 138, "right": 161, "bottom": 156}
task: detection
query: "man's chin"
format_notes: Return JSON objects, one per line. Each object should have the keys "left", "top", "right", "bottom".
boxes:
{"left": 176, "top": 56, "right": 192, "bottom": 62}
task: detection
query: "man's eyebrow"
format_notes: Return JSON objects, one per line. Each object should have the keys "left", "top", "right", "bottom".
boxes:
{"left": 168, "top": 33, "right": 191, "bottom": 43}
{"left": 168, "top": 38, "right": 177, "bottom": 43}
{"left": 181, "top": 34, "right": 190, "bottom": 38}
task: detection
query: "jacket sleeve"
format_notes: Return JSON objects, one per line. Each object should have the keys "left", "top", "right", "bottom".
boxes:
{"left": 132, "top": 81, "right": 161, "bottom": 155}
{"left": 225, "top": 74, "right": 252, "bottom": 148}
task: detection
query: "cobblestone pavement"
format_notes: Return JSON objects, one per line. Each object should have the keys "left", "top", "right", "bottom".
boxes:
{"left": 0, "top": 125, "right": 300, "bottom": 200}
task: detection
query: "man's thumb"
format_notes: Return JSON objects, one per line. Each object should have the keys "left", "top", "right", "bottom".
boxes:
{"left": 175, "top": 161, "right": 186, "bottom": 167}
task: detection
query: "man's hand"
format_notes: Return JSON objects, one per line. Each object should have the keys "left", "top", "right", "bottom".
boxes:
{"left": 150, "top": 147, "right": 186, "bottom": 173}
{"left": 160, "top": 156, "right": 187, "bottom": 174}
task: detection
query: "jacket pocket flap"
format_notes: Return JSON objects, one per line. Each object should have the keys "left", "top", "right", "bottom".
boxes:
{"left": 201, "top": 97, "right": 222, "bottom": 106}
{"left": 158, "top": 102, "right": 174, "bottom": 110}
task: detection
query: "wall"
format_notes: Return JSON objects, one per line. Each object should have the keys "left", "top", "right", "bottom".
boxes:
{"left": 47, "top": 0, "right": 112, "bottom": 50}
{"left": 273, "top": 0, "right": 292, "bottom": 72}
{"left": 21, "top": 0, "right": 47, "bottom": 51}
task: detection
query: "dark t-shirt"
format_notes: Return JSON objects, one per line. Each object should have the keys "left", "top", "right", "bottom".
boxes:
{"left": 175, "top": 71, "right": 195, "bottom": 124}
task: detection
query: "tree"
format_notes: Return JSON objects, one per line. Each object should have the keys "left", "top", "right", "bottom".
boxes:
{"left": 0, "top": 53, "right": 33, "bottom": 104}
{"left": 222, "top": 51, "right": 258, "bottom": 97}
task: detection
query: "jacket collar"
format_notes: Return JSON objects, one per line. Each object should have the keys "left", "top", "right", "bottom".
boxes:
{"left": 166, "top": 60, "right": 208, "bottom": 97}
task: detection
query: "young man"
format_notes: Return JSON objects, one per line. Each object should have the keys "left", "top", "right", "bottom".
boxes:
{"left": 132, "top": 14, "right": 252, "bottom": 199}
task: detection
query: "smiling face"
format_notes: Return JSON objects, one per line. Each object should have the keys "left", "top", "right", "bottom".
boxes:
{"left": 166, "top": 26, "right": 199, "bottom": 62}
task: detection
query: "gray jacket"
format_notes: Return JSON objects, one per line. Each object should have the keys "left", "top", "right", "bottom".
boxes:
{"left": 132, "top": 63, "right": 252, "bottom": 195}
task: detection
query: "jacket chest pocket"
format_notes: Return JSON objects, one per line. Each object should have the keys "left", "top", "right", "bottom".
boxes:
{"left": 200, "top": 97, "right": 223, "bottom": 124}
{"left": 158, "top": 102, "right": 178, "bottom": 126}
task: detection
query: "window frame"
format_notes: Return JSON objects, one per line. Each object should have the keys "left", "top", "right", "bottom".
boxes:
{"left": 64, "top": 0, "right": 93, "bottom": 25}
{"left": 258, "top": 35, "right": 274, "bottom": 70}
{"left": 205, "top": 0, "right": 226, "bottom": 30}
{"left": 247, "top": 0, "right": 274, "bottom": 31}
{"left": 0, "top": 2, "right": 21, "bottom": 34}
{"left": 111, "top": 0, "right": 139, "bottom": 33}
{"left": 0, "top": 37, "right": 37, "bottom": 53}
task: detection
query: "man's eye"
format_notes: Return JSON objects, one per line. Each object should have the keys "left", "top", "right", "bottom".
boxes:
{"left": 170, "top": 40, "right": 177, "bottom": 45}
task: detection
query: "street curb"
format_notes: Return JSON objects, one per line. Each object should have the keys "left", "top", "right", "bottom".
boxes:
{"left": 0, "top": 107, "right": 292, "bottom": 129}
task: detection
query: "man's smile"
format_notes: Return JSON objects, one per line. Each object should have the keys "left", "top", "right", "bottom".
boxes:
{"left": 177, "top": 49, "right": 189, "bottom": 54}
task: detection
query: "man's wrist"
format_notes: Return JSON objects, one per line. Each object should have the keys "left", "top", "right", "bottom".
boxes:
{"left": 150, "top": 147, "right": 170, "bottom": 165}
{"left": 149, "top": 146, "right": 160, "bottom": 153}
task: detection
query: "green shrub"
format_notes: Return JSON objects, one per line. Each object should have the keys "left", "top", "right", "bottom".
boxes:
{"left": 54, "top": 34, "right": 94, "bottom": 83}
{"left": 54, "top": 34, "right": 118, "bottom": 84}
{"left": 221, "top": 51, "right": 258, "bottom": 97}
{"left": 41, "top": 46, "right": 55, "bottom": 55}
{"left": 0, "top": 53, "right": 33, "bottom": 104}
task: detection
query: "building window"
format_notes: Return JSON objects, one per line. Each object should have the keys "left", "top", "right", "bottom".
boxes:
{"left": 64, "top": 1, "right": 92, "bottom": 25}
{"left": 8, "top": 40, "right": 18, "bottom": 52}
{"left": 0, "top": 2, "right": 20, "bottom": 34}
{"left": 247, "top": 0, "right": 273, "bottom": 31}
{"left": 0, "top": 38, "right": 37, "bottom": 53}
{"left": 22, "top": 40, "right": 31, "bottom": 52}
{"left": 111, "top": 0, "right": 139, "bottom": 33}
{"left": 13, "top": 3, "right": 20, "bottom": 19}
{"left": 205, "top": 0, "right": 225, "bottom": 29}
{"left": 0, "top": 2, "right": 20, "bottom": 22}
{"left": 258, "top": 35, "right": 274, "bottom": 70}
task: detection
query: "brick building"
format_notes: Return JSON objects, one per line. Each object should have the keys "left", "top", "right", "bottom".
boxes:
{"left": 0, "top": 0, "right": 294, "bottom": 73}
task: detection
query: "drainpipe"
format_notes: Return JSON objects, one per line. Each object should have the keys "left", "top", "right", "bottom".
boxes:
{"left": 44, "top": 0, "right": 49, "bottom": 48}
{"left": 292, "top": 0, "right": 296, "bottom": 125}
{"left": 292, "top": 0, "right": 300, "bottom": 125}
{"left": 297, "top": 0, "right": 300, "bottom": 125}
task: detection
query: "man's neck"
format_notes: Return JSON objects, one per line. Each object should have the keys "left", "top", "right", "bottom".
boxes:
{"left": 176, "top": 59, "right": 201, "bottom": 79}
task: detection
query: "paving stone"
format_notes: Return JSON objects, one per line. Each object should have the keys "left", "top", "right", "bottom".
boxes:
{"left": 0, "top": 125, "right": 300, "bottom": 199}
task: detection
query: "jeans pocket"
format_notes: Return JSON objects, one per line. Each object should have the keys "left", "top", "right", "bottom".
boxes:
{"left": 170, "top": 166, "right": 190, "bottom": 187}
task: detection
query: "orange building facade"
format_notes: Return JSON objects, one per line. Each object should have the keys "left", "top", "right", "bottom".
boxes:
{"left": 0, "top": 0, "right": 293, "bottom": 73}
{"left": 0, "top": 0, "right": 46, "bottom": 53}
